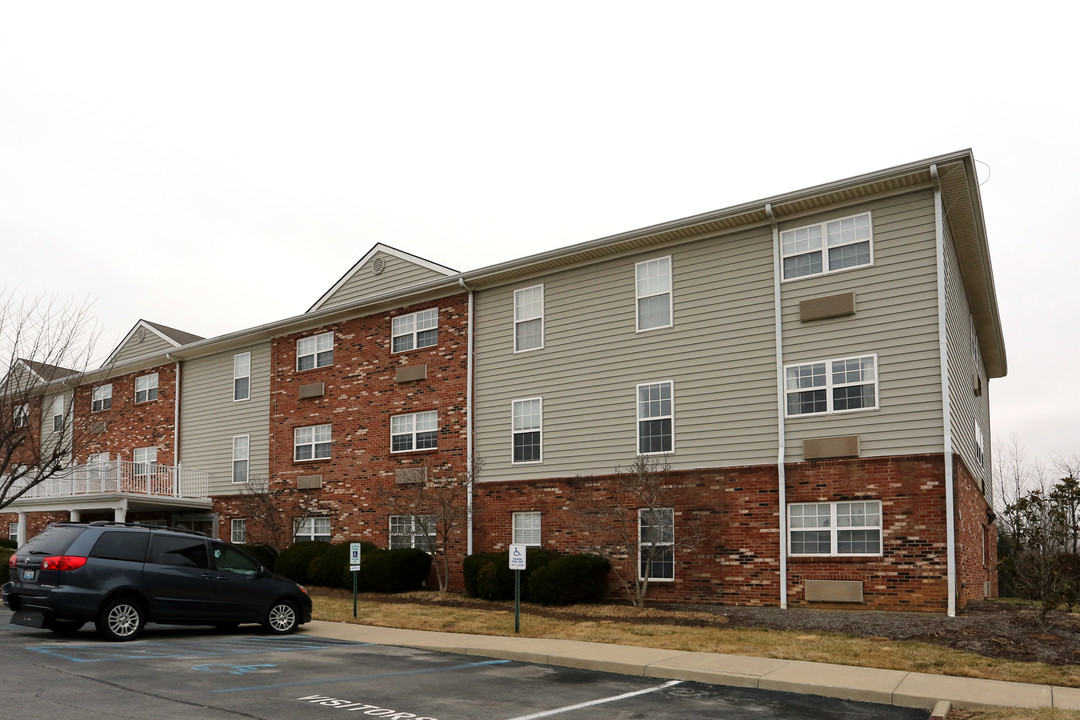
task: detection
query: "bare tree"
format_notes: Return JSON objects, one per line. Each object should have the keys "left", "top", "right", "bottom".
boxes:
{"left": 993, "top": 436, "right": 1049, "bottom": 531}
{"left": 232, "top": 477, "right": 298, "bottom": 550}
{"left": 1, "top": 292, "right": 101, "bottom": 511}
{"left": 377, "top": 455, "right": 483, "bottom": 592}
{"left": 570, "top": 455, "right": 710, "bottom": 608}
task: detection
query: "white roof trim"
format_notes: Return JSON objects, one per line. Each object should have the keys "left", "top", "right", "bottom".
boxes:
{"left": 307, "top": 243, "right": 457, "bottom": 313}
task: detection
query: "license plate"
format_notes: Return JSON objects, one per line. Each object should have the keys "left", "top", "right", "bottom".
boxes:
{"left": 21, "top": 569, "right": 35, "bottom": 581}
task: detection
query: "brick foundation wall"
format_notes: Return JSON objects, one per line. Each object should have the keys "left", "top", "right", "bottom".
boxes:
{"left": 954, "top": 456, "right": 998, "bottom": 605}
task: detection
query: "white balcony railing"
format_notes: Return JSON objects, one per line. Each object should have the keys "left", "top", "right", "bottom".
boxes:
{"left": 7, "top": 460, "right": 210, "bottom": 501}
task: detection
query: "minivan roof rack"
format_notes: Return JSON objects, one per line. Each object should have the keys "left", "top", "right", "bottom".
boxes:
{"left": 85, "top": 521, "right": 210, "bottom": 537}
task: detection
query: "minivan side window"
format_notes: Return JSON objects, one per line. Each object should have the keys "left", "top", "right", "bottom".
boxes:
{"left": 90, "top": 531, "right": 149, "bottom": 562}
{"left": 149, "top": 535, "right": 209, "bottom": 569}
{"left": 212, "top": 543, "right": 261, "bottom": 576}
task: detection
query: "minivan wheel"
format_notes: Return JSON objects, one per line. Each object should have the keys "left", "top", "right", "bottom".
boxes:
{"left": 44, "top": 619, "right": 84, "bottom": 636}
{"left": 96, "top": 597, "right": 146, "bottom": 642}
{"left": 263, "top": 599, "right": 299, "bottom": 635}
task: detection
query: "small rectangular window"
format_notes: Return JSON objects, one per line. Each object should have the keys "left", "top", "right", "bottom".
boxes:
{"left": 297, "top": 331, "right": 334, "bottom": 371}
{"left": 232, "top": 435, "right": 249, "bottom": 483}
{"left": 231, "top": 518, "right": 247, "bottom": 544}
{"left": 512, "top": 398, "right": 542, "bottom": 464}
{"left": 636, "top": 257, "right": 672, "bottom": 331}
{"left": 234, "top": 352, "right": 251, "bottom": 401}
{"left": 92, "top": 384, "right": 112, "bottom": 412}
{"left": 637, "top": 381, "right": 673, "bottom": 454}
{"left": 294, "top": 516, "right": 331, "bottom": 542}
{"left": 785, "top": 355, "right": 877, "bottom": 417}
{"left": 789, "top": 500, "right": 882, "bottom": 556}
{"left": 512, "top": 512, "right": 541, "bottom": 546}
{"left": 14, "top": 404, "right": 29, "bottom": 428}
{"left": 294, "top": 424, "right": 331, "bottom": 461}
{"left": 389, "top": 515, "right": 436, "bottom": 551}
{"left": 8, "top": 522, "right": 18, "bottom": 542}
{"left": 975, "top": 422, "right": 985, "bottom": 467}
{"left": 392, "top": 309, "right": 439, "bottom": 353}
{"left": 51, "top": 396, "right": 64, "bottom": 433}
{"left": 390, "top": 411, "right": 438, "bottom": 453}
{"left": 135, "top": 373, "right": 159, "bottom": 403}
{"left": 514, "top": 285, "right": 544, "bottom": 352}
{"left": 639, "top": 507, "right": 674, "bottom": 580}
{"left": 781, "top": 212, "right": 873, "bottom": 280}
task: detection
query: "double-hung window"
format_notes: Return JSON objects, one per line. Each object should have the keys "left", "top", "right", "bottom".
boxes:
{"left": 297, "top": 331, "right": 333, "bottom": 371}
{"left": 512, "top": 398, "right": 542, "bottom": 463}
{"left": 789, "top": 500, "right": 882, "bottom": 556}
{"left": 636, "top": 257, "right": 672, "bottom": 331}
{"left": 51, "top": 396, "right": 64, "bottom": 433}
{"left": 781, "top": 212, "right": 872, "bottom": 280}
{"left": 392, "top": 309, "right": 438, "bottom": 352}
{"left": 512, "top": 512, "right": 541, "bottom": 546}
{"left": 14, "top": 404, "right": 29, "bottom": 428}
{"left": 233, "top": 352, "right": 250, "bottom": 401}
{"left": 513, "top": 285, "right": 544, "bottom": 352}
{"left": 638, "top": 508, "right": 674, "bottom": 580}
{"left": 389, "top": 515, "right": 436, "bottom": 551}
{"left": 390, "top": 411, "right": 438, "bottom": 452}
{"left": 87, "top": 452, "right": 110, "bottom": 481}
{"left": 785, "top": 355, "right": 877, "bottom": 416}
{"left": 232, "top": 435, "right": 249, "bottom": 483}
{"left": 637, "top": 381, "right": 673, "bottom": 454}
{"left": 294, "top": 516, "right": 331, "bottom": 542}
{"left": 231, "top": 518, "right": 247, "bottom": 544}
{"left": 92, "top": 384, "right": 112, "bottom": 412}
{"left": 135, "top": 373, "right": 158, "bottom": 403}
{"left": 133, "top": 446, "right": 157, "bottom": 478}
{"left": 294, "top": 424, "right": 331, "bottom": 461}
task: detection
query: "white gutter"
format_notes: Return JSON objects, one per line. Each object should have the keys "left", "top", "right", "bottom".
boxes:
{"left": 168, "top": 355, "right": 181, "bottom": 464}
{"left": 932, "top": 165, "right": 958, "bottom": 617}
{"left": 766, "top": 203, "right": 788, "bottom": 609}
{"left": 460, "top": 278, "right": 475, "bottom": 555}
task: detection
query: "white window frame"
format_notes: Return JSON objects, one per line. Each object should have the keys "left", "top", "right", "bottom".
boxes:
{"left": 294, "top": 516, "right": 331, "bottom": 542}
{"left": 392, "top": 308, "right": 439, "bottom": 353}
{"left": 389, "top": 514, "right": 436, "bottom": 551}
{"left": 511, "top": 397, "right": 542, "bottom": 464}
{"left": 51, "top": 395, "right": 64, "bottom": 433}
{"left": 781, "top": 211, "right": 873, "bottom": 281}
{"left": 512, "top": 511, "right": 541, "bottom": 546}
{"left": 135, "top": 373, "right": 159, "bottom": 404}
{"left": 788, "top": 500, "right": 883, "bottom": 557}
{"left": 233, "top": 352, "right": 251, "bottom": 402}
{"left": 513, "top": 285, "right": 544, "bottom": 353}
{"left": 638, "top": 507, "right": 675, "bottom": 581}
{"left": 636, "top": 381, "right": 674, "bottom": 455}
{"left": 87, "top": 452, "right": 111, "bottom": 480}
{"left": 635, "top": 256, "right": 673, "bottom": 332}
{"left": 297, "top": 331, "right": 334, "bottom": 371}
{"left": 133, "top": 446, "right": 157, "bottom": 477}
{"left": 14, "top": 404, "right": 29, "bottom": 428}
{"left": 784, "top": 354, "right": 878, "bottom": 417}
{"left": 390, "top": 410, "right": 438, "bottom": 453}
{"left": 231, "top": 518, "right": 247, "bottom": 544}
{"left": 91, "top": 384, "right": 112, "bottom": 413}
{"left": 8, "top": 522, "right": 17, "bottom": 542}
{"left": 294, "top": 424, "right": 331, "bottom": 461}
{"left": 232, "top": 435, "right": 250, "bottom": 483}
{"left": 975, "top": 422, "right": 985, "bottom": 467}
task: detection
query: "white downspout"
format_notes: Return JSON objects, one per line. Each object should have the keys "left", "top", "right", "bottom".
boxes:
{"left": 460, "top": 278, "right": 475, "bottom": 555}
{"left": 932, "top": 165, "right": 958, "bottom": 617}
{"left": 767, "top": 203, "right": 788, "bottom": 609}
{"left": 167, "top": 355, "right": 181, "bottom": 466}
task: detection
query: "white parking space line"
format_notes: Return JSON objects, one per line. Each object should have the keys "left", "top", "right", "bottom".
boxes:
{"left": 503, "top": 680, "right": 683, "bottom": 720}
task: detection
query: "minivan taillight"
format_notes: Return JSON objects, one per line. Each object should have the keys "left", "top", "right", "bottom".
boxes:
{"left": 40, "top": 556, "right": 88, "bottom": 571}
{"left": 7, "top": 554, "right": 15, "bottom": 569}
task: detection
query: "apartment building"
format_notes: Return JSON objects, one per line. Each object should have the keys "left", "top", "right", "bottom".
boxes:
{"left": 3, "top": 150, "right": 1004, "bottom": 613}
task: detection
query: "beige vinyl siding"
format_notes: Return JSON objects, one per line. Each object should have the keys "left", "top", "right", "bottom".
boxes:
{"left": 943, "top": 218, "right": 991, "bottom": 500}
{"left": 41, "top": 389, "right": 74, "bottom": 463}
{"left": 475, "top": 225, "right": 778, "bottom": 480}
{"left": 110, "top": 332, "right": 175, "bottom": 365}
{"left": 318, "top": 251, "right": 448, "bottom": 311}
{"left": 782, "top": 191, "right": 944, "bottom": 460}
{"left": 179, "top": 343, "right": 271, "bottom": 495}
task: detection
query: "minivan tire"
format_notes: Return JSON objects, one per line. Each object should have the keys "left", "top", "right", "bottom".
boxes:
{"left": 263, "top": 599, "right": 299, "bottom": 634}
{"left": 97, "top": 597, "right": 146, "bottom": 641}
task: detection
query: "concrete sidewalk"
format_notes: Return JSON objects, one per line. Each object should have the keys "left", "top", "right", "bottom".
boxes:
{"left": 300, "top": 620, "right": 1080, "bottom": 714}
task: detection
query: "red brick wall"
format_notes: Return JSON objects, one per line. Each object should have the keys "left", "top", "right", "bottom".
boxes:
{"left": 73, "top": 363, "right": 177, "bottom": 465}
{"left": 954, "top": 456, "right": 997, "bottom": 605}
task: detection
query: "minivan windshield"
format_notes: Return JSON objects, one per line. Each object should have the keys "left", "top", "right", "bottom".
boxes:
{"left": 19, "top": 525, "right": 86, "bottom": 555}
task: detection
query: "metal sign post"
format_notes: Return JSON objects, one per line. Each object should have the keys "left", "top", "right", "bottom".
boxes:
{"left": 350, "top": 543, "right": 362, "bottom": 618}
{"left": 508, "top": 544, "right": 526, "bottom": 633}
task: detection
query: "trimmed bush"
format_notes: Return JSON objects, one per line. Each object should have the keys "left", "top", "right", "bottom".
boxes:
{"left": 360, "top": 548, "right": 431, "bottom": 592}
{"left": 308, "top": 543, "right": 352, "bottom": 588}
{"left": 241, "top": 543, "right": 278, "bottom": 570}
{"left": 462, "top": 548, "right": 559, "bottom": 600}
{"left": 527, "top": 553, "right": 611, "bottom": 606}
{"left": 0, "top": 538, "right": 17, "bottom": 549}
{"left": 273, "top": 541, "right": 330, "bottom": 584}
{"left": 0, "top": 548, "right": 12, "bottom": 568}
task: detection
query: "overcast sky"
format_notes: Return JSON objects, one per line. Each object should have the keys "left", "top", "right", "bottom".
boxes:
{"left": 1, "top": 2, "right": 1076, "bottom": 469}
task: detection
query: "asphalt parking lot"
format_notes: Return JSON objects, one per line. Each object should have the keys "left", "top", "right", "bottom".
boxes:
{"left": 0, "top": 609, "right": 926, "bottom": 720}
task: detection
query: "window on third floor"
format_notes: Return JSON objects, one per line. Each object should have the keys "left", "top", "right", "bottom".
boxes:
{"left": 297, "top": 331, "right": 334, "bottom": 371}
{"left": 135, "top": 373, "right": 159, "bottom": 403}
{"left": 91, "top": 384, "right": 112, "bottom": 412}
{"left": 392, "top": 309, "right": 438, "bottom": 353}
{"left": 636, "top": 257, "right": 672, "bottom": 331}
{"left": 781, "top": 212, "right": 873, "bottom": 280}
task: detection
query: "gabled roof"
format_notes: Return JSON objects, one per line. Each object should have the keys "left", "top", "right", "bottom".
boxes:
{"left": 143, "top": 320, "right": 204, "bottom": 346}
{"left": 307, "top": 243, "right": 458, "bottom": 313}
{"left": 17, "top": 358, "right": 79, "bottom": 383}
{"left": 102, "top": 319, "right": 204, "bottom": 367}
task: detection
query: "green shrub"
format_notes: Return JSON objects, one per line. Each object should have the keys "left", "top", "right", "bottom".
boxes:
{"left": 360, "top": 548, "right": 431, "bottom": 592}
{"left": 241, "top": 543, "right": 278, "bottom": 570}
{"left": 462, "top": 548, "right": 559, "bottom": 600}
{"left": 308, "top": 543, "right": 351, "bottom": 588}
{"left": 0, "top": 538, "right": 17, "bottom": 550}
{"left": 274, "top": 541, "right": 330, "bottom": 584}
{"left": 0, "top": 548, "right": 12, "bottom": 568}
{"left": 527, "top": 553, "right": 611, "bottom": 606}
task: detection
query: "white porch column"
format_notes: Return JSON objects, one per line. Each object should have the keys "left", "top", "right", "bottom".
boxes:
{"left": 113, "top": 499, "right": 128, "bottom": 523}
{"left": 70, "top": 509, "right": 81, "bottom": 522}
{"left": 16, "top": 511, "right": 27, "bottom": 546}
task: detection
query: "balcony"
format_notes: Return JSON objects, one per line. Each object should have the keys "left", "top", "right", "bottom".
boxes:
{"left": 8, "top": 460, "right": 210, "bottom": 502}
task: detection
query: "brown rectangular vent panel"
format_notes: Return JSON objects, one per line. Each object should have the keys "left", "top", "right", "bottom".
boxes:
{"left": 298, "top": 382, "right": 325, "bottom": 399}
{"left": 803, "top": 436, "right": 860, "bottom": 460}
{"left": 799, "top": 292, "right": 856, "bottom": 322}
{"left": 396, "top": 365, "right": 428, "bottom": 383}
{"left": 297, "top": 474, "right": 322, "bottom": 490}
{"left": 805, "top": 579, "right": 863, "bottom": 603}
{"left": 396, "top": 467, "right": 428, "bottom": 485}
